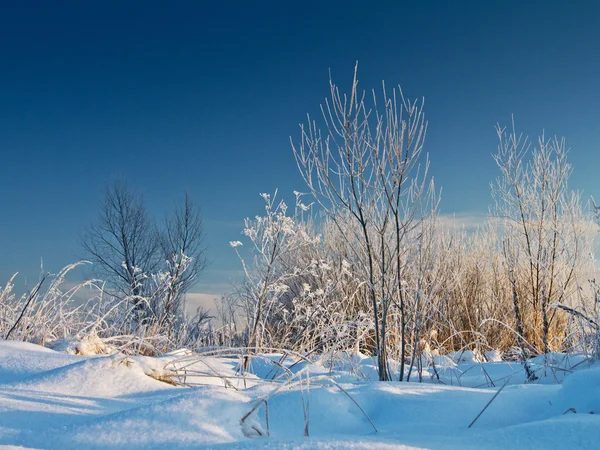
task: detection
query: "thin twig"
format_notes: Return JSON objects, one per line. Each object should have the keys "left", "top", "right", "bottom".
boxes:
{"left": 468, "top": 378, "right": 510, "bottom": 428}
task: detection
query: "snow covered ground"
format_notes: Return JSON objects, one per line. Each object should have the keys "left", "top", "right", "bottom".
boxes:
{"left": 0, "top": 341, "right": 599, "bottom": 449}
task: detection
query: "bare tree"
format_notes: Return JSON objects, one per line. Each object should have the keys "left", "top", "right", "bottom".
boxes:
{"left": 158, "top": 192, "right": 207, "bottom": 326}
{"left": 292, "top": 64, "right": 434, "bottom": 381}
{"left": 82, "top": 182, "right": 207, "bottom": 328}
{"left": 492, "top": 120, "right": 586, "bottom": 357}
{"left": 81, "top": 180, "right": 159, "bottom": 307}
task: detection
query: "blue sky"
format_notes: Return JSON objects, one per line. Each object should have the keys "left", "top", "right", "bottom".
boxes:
{"left": 1, "top": 1, "right": 599, "bottom": 294}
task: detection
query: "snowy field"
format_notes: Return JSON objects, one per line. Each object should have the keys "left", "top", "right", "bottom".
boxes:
{"left": 0, "top": 341, "right": 599, "bottom": 449}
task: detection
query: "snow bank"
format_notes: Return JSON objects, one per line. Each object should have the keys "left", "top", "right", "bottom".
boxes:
{"left": 556, "top": 366, "right": 600, "bottom": 414}
{"left": 0, "top": 341, "right": 599, "bottom": 449}
{"left": 8, "top": 354, "right": 176, "bottom": 398}
{"left": 0, "top": 340, "right": 81, "bottom": 383}
{"left": 51, "top": 387, "right": 252, "bottom": 449}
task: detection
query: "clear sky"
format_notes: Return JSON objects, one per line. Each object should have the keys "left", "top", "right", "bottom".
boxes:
{"left": 1, "top": 1, "right": 599, "bottom": 295}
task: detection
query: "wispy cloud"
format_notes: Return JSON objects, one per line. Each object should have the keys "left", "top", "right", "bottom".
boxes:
{"left": 184, "top": 292, "right": 222, "bottom": 315}
{"left": 437, "top": 212, "right": 489, "bottom": 232}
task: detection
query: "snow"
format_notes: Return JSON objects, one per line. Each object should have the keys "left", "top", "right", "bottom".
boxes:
{"left": 0, "top": 341, "right": 599, "bottom": 449}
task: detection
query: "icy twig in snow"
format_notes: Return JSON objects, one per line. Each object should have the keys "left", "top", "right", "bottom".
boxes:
{"left": 240, "top": 368, "right": 378, "bottom": 438}
{"left": 468, "top": 377, "right": 510, "bottom": 428}
{"left": 5, "top": 274, "right": 47, "bottom": 340}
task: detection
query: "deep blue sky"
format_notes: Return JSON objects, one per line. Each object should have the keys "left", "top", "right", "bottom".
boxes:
{"left": 1, "top": 1, "right": 599, "bottom": 294}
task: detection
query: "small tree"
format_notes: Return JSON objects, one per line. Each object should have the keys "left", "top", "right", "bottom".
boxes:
{"left": 158, "top": 192, "right": 207, "bottom": 330}
{"left": 292, "top": 65, "right": 434, "bottom": 380}
{"left": 82, "top": 181, "right": 207, "bottom": 328}
{"left": 231, "top": 191, "right": 318, "bottom": 356}
{"left": 81, "top": 180, "right": 159, "bottom": 306}
{"left": 492, "top": 120, "right": 586, "bottom": 358}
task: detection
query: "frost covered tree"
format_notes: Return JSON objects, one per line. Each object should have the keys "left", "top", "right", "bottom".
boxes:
{"left": 81, "top": 180, "right": 160, "bottom": 303}
{"left": 292, "top": 65, "right": 435, "bottom": 380}
{"left": 492, "top": 121, "right": 588, "bottom": 358}
{"left": 81, "top": 181, "right": 207, "bottom": 327}
{"left": 231, "top": 191, "right": 319, "bottom": 356}
{"left": 158, "top": 193, "right": 207, "bottom": 328}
